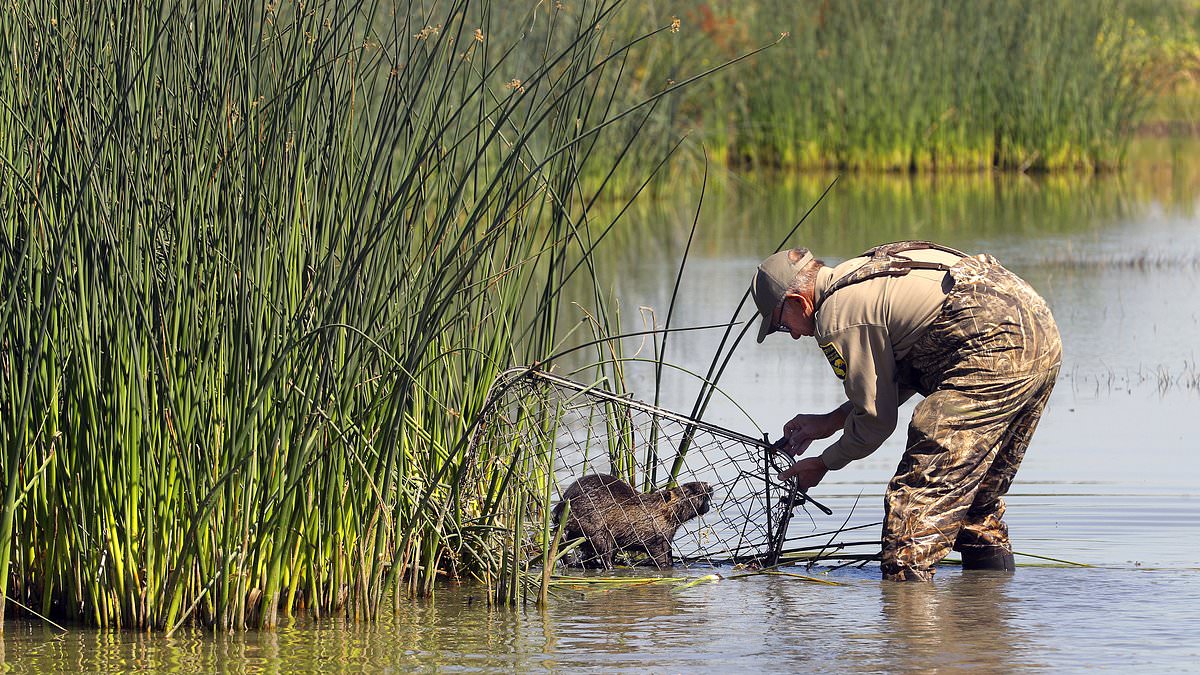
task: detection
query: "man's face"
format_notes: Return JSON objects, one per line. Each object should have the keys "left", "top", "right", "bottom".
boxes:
{"left": 777, "top": 294, "right": 816, "bottom": 339}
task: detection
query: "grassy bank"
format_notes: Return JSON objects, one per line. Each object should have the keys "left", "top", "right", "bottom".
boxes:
{"left": 0, "top": 0, "right": 718, "bottom": 629}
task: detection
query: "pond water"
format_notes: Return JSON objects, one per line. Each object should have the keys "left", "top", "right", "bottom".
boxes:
{"left": 5, "top": 161, "right": 1200, "bottom": 671}
{"left": 3, "top": 566, "right": 1198, "bottom": 672}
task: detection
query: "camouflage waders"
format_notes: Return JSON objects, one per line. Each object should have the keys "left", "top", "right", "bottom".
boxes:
{"left": 883, "top": 253, "right": 1061, "bottom": 581}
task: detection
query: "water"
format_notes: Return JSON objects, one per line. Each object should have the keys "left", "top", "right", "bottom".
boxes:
{"left": 5, "top": 569, "right": 1198, "bottom": 672}
{"left": 5, "top": 167, "right": 1200, "bottom": 672}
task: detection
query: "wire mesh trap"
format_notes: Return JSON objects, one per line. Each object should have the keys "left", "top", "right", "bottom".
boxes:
{"left": 466, "top": 368, "right": 840, "bottom": 571}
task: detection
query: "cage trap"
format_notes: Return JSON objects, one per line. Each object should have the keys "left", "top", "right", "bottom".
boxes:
{"left": 466, "top": 368, "right": 844, "bottom": 570}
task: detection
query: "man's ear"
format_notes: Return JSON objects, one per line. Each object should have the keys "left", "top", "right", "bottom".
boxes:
{"left": 785, "top": 291, "right": 813, "bottom": 315}
{"left": 797, "top": 293, "right": 814, "bottom": 315}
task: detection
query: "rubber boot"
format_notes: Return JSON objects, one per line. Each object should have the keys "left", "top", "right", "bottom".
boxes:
{"left": 960, "top": 546, "right": 1015, "bottom": 571}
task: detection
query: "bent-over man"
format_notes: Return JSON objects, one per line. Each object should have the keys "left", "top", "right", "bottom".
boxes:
{"left": 752, "top": 240, "right": 1061, "bottom": 581}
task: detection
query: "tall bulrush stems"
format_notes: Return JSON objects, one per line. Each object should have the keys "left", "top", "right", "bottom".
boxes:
{"left": 0, "top": 0, "right": 721, "bottom": 628}
{"left": 657, "top": 0, "right": 1153, "bottom": 172}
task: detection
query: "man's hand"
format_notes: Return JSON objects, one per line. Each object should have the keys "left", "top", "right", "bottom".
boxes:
{"left": 778, "top": 456, "right": 828, "bottom": 491}
{"left": 780, "top": 410, "right": 843, "bottom": 457}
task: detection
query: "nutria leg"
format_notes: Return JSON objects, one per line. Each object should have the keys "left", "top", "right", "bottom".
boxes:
{"left": 589, "top": 531, "right": 618, "bottom": 570}
{"left": 646, "top": 540, "right": 673, "bottom": 568}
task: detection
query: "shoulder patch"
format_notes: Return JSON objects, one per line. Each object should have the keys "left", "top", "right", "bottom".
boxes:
{"left": 819, "top": 341, "right": 847, "bottom": 380}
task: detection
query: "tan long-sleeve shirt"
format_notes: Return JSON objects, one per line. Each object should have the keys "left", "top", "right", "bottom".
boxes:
{"left": 813, "top": 248, "right": 963, "bottom": 470}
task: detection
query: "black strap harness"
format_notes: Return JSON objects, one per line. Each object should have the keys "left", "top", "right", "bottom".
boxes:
{"left": 812, "top": 240, "right": 968, "bottom": 313}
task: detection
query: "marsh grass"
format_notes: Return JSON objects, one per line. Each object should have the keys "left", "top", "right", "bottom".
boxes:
{"left": 0, "top": 0, "right": 771, "bottom": 629}
{"left": 640, "top": 0, "right": 1159, "bottom": 173}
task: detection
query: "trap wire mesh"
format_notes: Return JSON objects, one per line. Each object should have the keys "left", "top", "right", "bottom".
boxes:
{"left": 468, "top": 368, "right": 830, "bottom": 569}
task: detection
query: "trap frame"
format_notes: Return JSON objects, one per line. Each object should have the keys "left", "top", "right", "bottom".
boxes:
{"left": 466, "top": 367, "right": 839, "bottom": 569}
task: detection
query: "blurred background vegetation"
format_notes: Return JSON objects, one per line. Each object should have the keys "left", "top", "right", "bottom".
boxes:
{"left": 594, "top": 0, "right": 1200, "bottom": 175}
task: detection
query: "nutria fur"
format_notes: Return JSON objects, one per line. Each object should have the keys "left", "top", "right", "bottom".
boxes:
{"left": 551, "top": 473, "right": 713, "bottom": 569}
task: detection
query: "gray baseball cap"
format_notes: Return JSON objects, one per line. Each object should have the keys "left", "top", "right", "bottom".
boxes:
{"left": 751, "top": 247, "right": 814, "bottom": 343}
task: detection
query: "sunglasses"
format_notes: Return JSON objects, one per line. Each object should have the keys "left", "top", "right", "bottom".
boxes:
{"left": 770, "top": 300, "right": 790, "bottom": 333}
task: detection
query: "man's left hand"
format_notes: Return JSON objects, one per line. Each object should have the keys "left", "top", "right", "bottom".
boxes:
{"left": 778, "top": 456, "right": 828, "bottom": 491}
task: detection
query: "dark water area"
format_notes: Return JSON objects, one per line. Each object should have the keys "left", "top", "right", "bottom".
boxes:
{"left": 6, "top": 161, "right": 1200, "bottom": 672}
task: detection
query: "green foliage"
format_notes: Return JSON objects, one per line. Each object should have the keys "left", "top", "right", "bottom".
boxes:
{"left": 0, "top": 0, "right": 687, "bottom": 629}
{"left": 643, "top": 0, "right": 1158, "bottom": 172}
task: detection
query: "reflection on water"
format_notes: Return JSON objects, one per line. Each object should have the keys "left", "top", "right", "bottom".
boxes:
{"left": 7, "top": 569, "right": 1199, "bottom": 672}
{"left": 877, "top": 574, "right": 1032, "bottom": 672}
{"left": 6, "top": 162, "right": 1200, "bottom": 672}
{"left": 601, "top": 167, "right": 1199, "bottom": 278}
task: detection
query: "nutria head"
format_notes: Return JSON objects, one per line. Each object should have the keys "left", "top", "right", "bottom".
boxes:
{"left": 665, "top": 481, "right": 713, "bottom": 523}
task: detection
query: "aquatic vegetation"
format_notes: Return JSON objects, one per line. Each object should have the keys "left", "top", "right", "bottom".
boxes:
{"left": 0, "top": 0, "right": 758, "bottom": 629}
{"left": 642, "top": 0, "right": 1161, "bottom": 172}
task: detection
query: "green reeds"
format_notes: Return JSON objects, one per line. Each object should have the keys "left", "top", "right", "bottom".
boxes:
{"left": 648, "top": 0, "right": 1158, "bottom": 172}
{"left": 0, "top": 0, "right": 724, "bottom": 629}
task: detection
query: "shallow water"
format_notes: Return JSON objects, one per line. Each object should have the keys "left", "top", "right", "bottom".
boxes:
{"left": 5, "top": 166, "right": 1200, "bottom": 672}
{"left": 5, "top": 567, "right": 1198, "bottom": 672}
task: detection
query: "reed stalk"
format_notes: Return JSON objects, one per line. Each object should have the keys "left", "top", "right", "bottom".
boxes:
{"left": 0, "top": 0, "right": 743, "bottom": 629}
{"left": 625, "top": 0, "right": 1160, "bottom": 173}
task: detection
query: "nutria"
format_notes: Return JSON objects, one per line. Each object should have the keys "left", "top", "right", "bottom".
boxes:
{"left": 551, "top": 473, "right": 713, "bottom": 569}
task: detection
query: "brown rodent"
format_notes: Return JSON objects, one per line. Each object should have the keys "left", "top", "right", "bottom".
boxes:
{"left": 551, "top": 473, "right": 713, "bottom": 569}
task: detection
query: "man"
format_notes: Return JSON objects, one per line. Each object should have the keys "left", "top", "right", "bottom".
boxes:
{"left": 752, "top": 241, "right": 1061, "bottom": 581}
